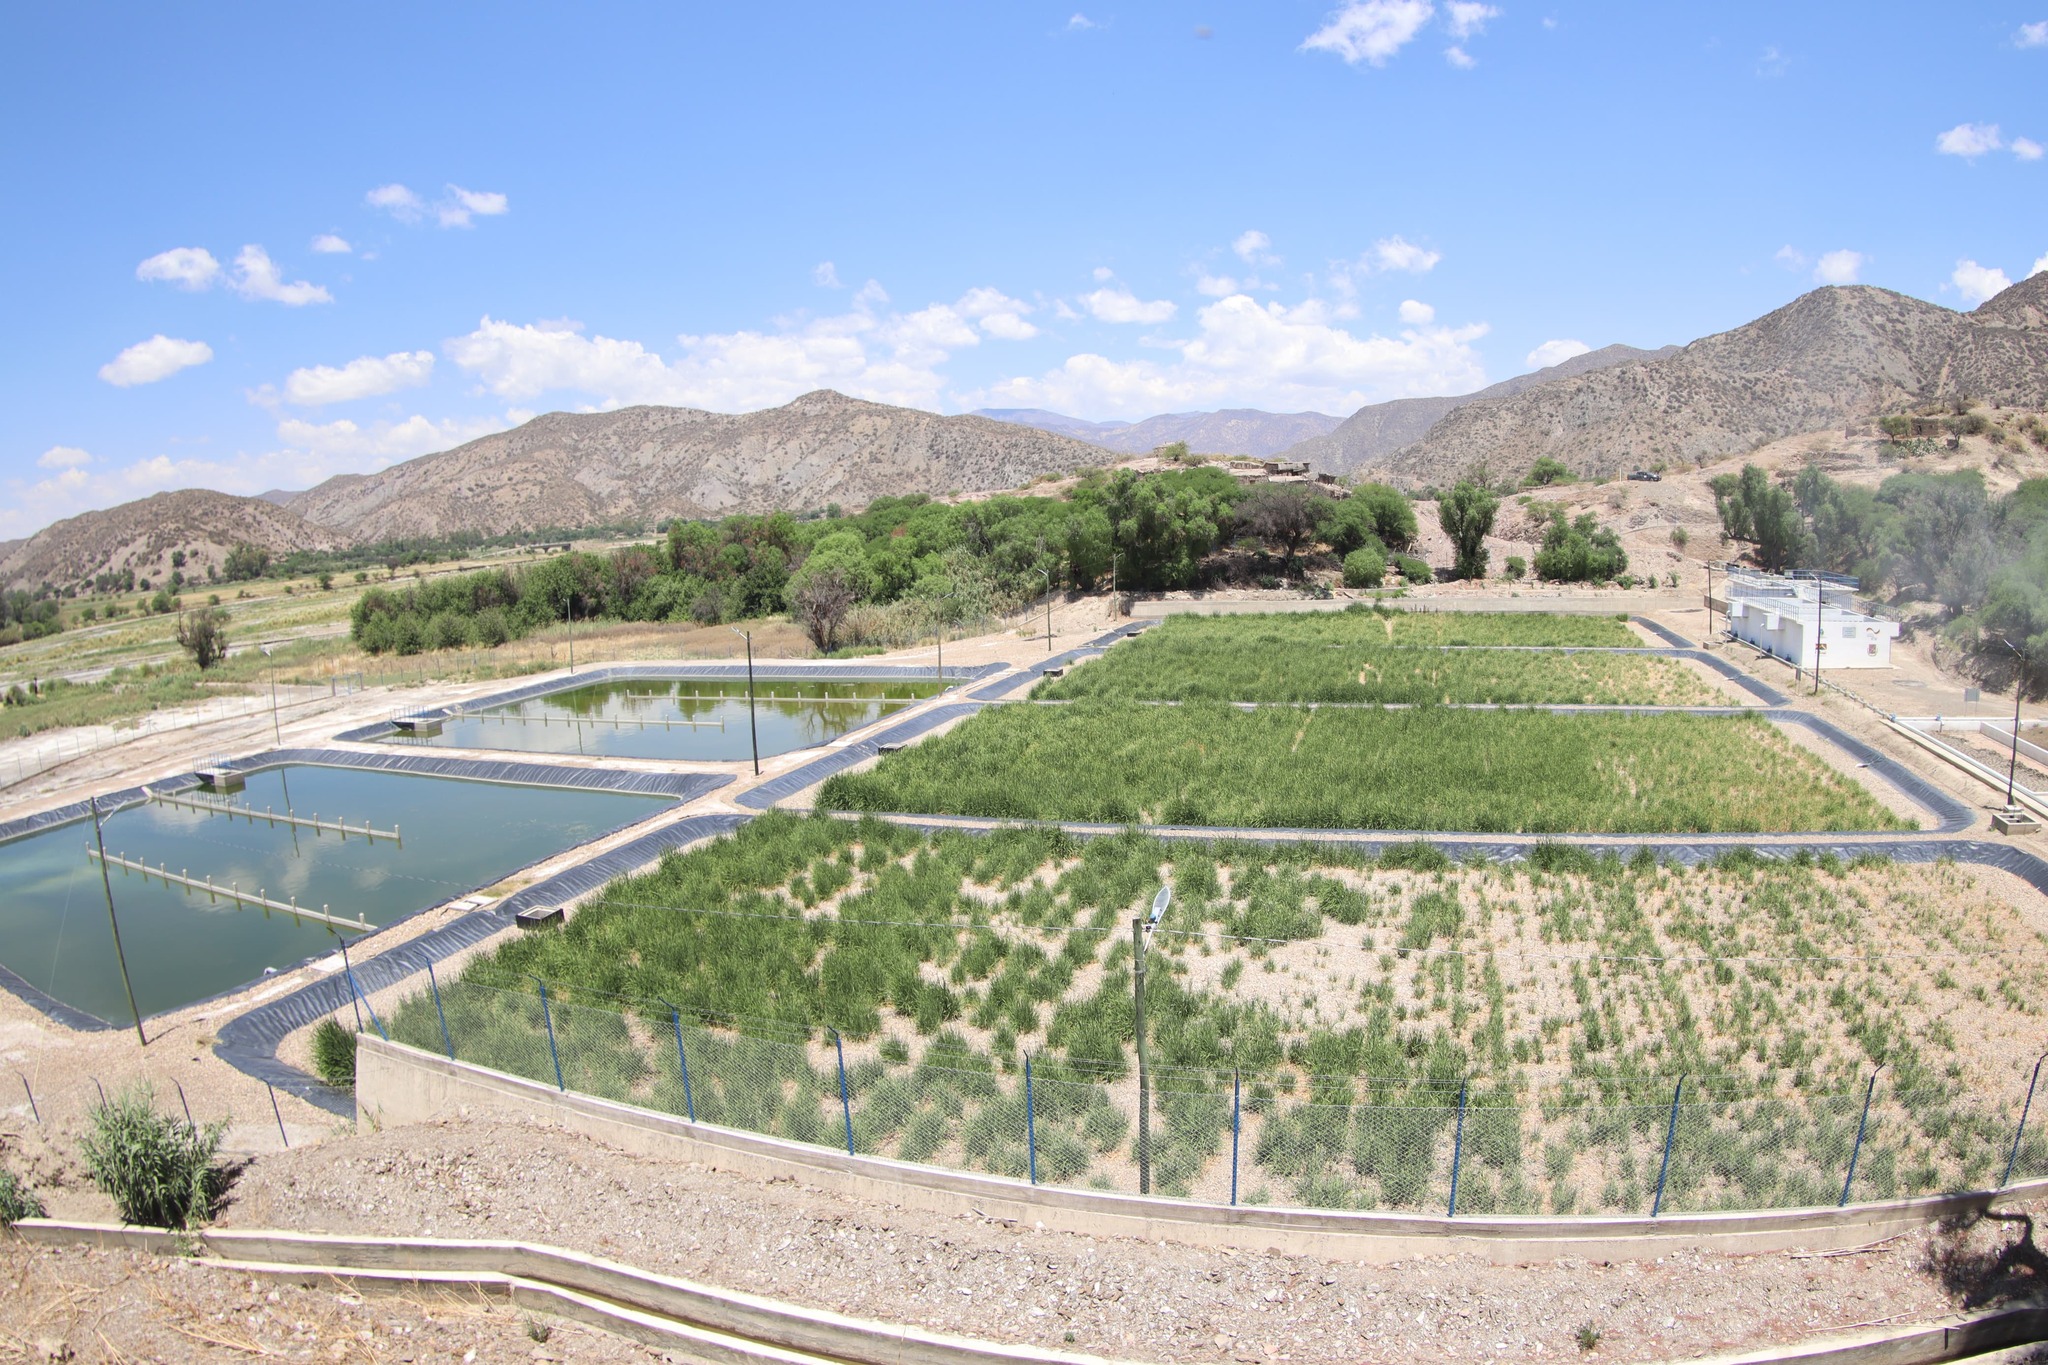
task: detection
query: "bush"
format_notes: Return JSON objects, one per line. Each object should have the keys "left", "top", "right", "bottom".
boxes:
{"left": 1535, "top": 513, "right": 1629, "bottom": 583}
{"left": 79, "top": 1085, "right": 227, "bottom": 1229}
{"left": 1395, "top": 555, "right": 1433, "bottom": 584}
{"left": 1525, "top": 456, "right": 1573, "bottom": 487}
{"left": 0, "top": 1165, "right": 45, "bottom": 1226}
{"left": 311, "top": 1017, "right": 358, "bottom": 1089}
{"left": 1503, "top": 556, "right": 1527, "bottom": 581}
{"left": 1670, "top": 526, "right": 1690, "bottom": 550}
{"left": 1342, "top": 545, "right": 1386, "bottom": 588}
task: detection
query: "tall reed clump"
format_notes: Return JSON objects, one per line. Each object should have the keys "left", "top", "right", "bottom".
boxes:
{"left": 79, "top": 1085, "right": 227, "bottom": 1229}
{"left": 0, "top": 1165, "right": 45, "bottom": 1225}
{"left": 311, "top": 1017, "right": 358, "bottom": 1089}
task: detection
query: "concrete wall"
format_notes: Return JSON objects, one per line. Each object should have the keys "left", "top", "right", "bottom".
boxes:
{"left": 357, "top": 1036, "right": 2048, "bottom": 1265}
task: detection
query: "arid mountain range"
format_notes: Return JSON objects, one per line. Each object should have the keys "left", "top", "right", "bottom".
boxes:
{"left": 973, "top": 407, "right": 1343, "bottom": 458}
{"left": 8, "top": 276, "right": 2046, "bottom": 590}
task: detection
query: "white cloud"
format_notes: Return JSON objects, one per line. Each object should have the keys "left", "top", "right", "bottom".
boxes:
{"left": 2016, "top": 20, "right": 2047, "bottom": 46}
{"left": 1091, "top": 265, "right": 1115, "bottom": 282}
{"left": 1755, "top": 45, "right": 1787, "bottom": 78}
{"left": 1813, "top": 249, "right": 1867, "bottom": 285}
{"left": 1774, "top": 244, "right": 1807, "bottom": 270}
{"left": 1080, "top": 287, "right": 1178, "bottom": 324}
{"left": 1445, "top": 2, "right": 1499, "bottom": 38}
{"left": 438, "top": 185, "right": 509, "bottom": 228}
{"left": 1196, "top": 274, "right": 1240, "bottom": 297}
{"left": 1526, "top": 338, "right": 1589, "bottom": 369}
{"left": 275, "top": 350, "right": 436, "bottom": 407}
{"left": 98, "top": 335, "right": 214, "bottom": 387}
{"left": 1937, "top": 122, "right": 2004, "bottom": 158}
{"left": 231, "top": 245, "right": 331, "bottom": 305}
{"left": 1398, "top": 299, "right": 1435, "bottom": 324}
{"left": 135, "top": 247, "right": 222, "bottom": 290}
{"left": 310, "top": 234, "right": 352, "bottom": 254}
{"left": 1445, "top": 45, "right": 1475, "bottom": 67}
{"left": 273, "top": 412, "right": 505, "bottom": 463}
{"left": 366, "top": 183, "right": 426, "bottom": 221}
{"left": 968, "top": 293, "right": 1489, "bottom": 420}
{"left": 814, "top": 261, "right": 842, "bottom": 288}
{"left": 1370, "top": 235, "right": 1442, "bottom": 273}
{"left": 1301, "top": 0, "right": 1435, "bottom": 66}
{"left": 37, "top": 446, "right": 92, "bottom": 470}
{"left": 2013, "top": 137, "right": 2045, "bottom": 161}
{"left": 1953, "top": 259, "right": 2013, "bottom": 305}
{"left": 1233, "top": 229, "right": 1278, "bottom": 265}
{"left": 1067, "top": 13, "right": 1098, "bottom": 29}
{"left": 955, "top": 286, "right": 1038, "bottom": 340}
{"left": 2033, "top": 252, "right": 2048, "bottom": 278}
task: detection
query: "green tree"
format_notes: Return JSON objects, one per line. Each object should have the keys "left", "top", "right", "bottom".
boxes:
{"left": 1437, "top": 480, "right": 1500, "bottom": 580}
{"left": 1237, "top": 485, "right": 1332, "bottom": 574}
{"left": 1349, "top": 482, "right": 1418, "bottom": 549}
{"left": 1341, "top": 544, "right": 1386, "bottom": 588}
{"left": 1534, "top": 514, "right": 1629, "bottom": 583}
{"left": 1524, "top": 456, "right": 1573, "bottom": 487}
{"left": 222, "top": 543, "right": 271, "bottom": 581}
{"left": 175, "top": 607, "right": 230, "bottom": 669}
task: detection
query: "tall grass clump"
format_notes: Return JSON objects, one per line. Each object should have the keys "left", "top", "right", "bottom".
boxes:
{"left": 311, "top": 1017, "right": 358, "bottom": 1089}
{"left": 0, "top": 1165, "right": 45, "bottom": 1225}
{"left": 79, "top": 1085, "right": 227, "bottom": 1229}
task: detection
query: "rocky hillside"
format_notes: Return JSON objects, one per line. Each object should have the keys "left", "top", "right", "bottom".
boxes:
{"left": 975, "top": 407, "right": 1343, "bottom": 458}
{"left": 1283, "top": 344, "right": 1678, "bottom": 477}
{"left": 287, "top": 390, "right": 1112, "bottom": 541}
{"left": 0, "top": 490, "right": 343, "bottom": 591}
{"left": 1372, "top": 276, "right": 2048, "bottom": 488}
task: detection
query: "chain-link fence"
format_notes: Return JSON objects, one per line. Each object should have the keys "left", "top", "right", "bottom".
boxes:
{"left": 372, "top": 974, "right": 2048, "bottom": 1218}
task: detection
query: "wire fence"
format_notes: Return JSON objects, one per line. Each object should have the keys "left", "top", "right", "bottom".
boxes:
{"left": 6, "top": 1068, "right": 300, "bottom": 1155}
{"left": 371, "top": 974, "right": 2048, "bottom": 1217}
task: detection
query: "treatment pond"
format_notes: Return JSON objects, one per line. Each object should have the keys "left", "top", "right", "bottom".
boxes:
{"left": 387, "top": 676, "right": 946, "bottom": 761}
{"left": 0, "top": 765, "right": 670, "bottom": 1024}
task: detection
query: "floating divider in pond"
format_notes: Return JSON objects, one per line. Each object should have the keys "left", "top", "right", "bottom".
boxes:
{"left": 83, "top": 848, "right": 375, "bottom": 931}
{"left": 148, "top": 789, "right": 400, "bottom": 842}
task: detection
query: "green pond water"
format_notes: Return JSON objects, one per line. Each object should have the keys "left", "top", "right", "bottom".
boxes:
{"left": 389, "top": 677, "right": 946, "bottom": 761}
{"left": 0, "top": 765, "right": 670, "bottom": 1023}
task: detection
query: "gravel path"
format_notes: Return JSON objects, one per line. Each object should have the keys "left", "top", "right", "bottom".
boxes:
{"left": 214, "top": 1115, "right": 2048, "bottom": 1365}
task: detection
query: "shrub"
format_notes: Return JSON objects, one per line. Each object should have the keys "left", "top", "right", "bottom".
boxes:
{"left": 0, "top": 1166, "right": 45, "bottom": 1225}
{"left": 311, "top": 1017, "right": 358, "bottom": 1089}
{"left": 1535, "top": 513, "right": 1629, "bottom": 583}
{"left": 1395, "top": 555, "right": 1433, "bottom": 584}
{"left": 79, "top": 1085, "right": 227, "bottom": 1229}
{"left": 1670, "top": 526, "right": 1689, "bottom": 550}
{"left": 1503, "top": 556, "right": 1526, "bottom": 581}
{"left": 1525, "top": 456, "right": 1573, "bottom": 487}
{"left": 1341, "top": 545, "right": 1387, "bottom": 589}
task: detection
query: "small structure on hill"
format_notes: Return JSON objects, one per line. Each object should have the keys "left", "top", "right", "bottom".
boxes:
{"left": 1720, "top": 569, "right": 1899, "bottom": 669}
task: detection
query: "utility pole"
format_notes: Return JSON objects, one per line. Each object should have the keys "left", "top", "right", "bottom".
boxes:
{"left": 730, "top": 627, "right": 760, "bottom": 776}
{"left": 933, "top": 592, "right": 957, "bottom": 683}
{"left": 262, "top": 644, "right": 281, "bottom": 746}
{"left": 1036, "top": 569, "right": 1052, "bottom": 652}
{"left": 1132, "top": 885, "right": 1170, "bottom": 1196}
{"left": 1110, "top": 551, "right": 1121, "bottom": 619}
{"left": 89, "top": 796, "right": 146, "bottom": 1045}
{"left": 1812, "top": 574, "right": 1824, "bottom": 696}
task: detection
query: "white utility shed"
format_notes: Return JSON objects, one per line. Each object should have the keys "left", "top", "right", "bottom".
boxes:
{"left": 1722, "top": 570, "right": 1899, "bottom": 670}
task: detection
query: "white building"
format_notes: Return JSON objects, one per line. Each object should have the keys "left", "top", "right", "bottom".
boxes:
{"left": 1720, "top": 570, "right": 1900, "bottom": 670}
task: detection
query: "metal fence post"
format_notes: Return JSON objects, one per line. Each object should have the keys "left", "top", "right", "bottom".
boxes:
{"left": 1230, "top": 1069, "right": 1241, "bottom": 1207}
{"left": 2002, "top": 1052, "right": 2047, "bottom": 1188}
{"left": 832, "top": 1029, "right": 854, "bottom": 1156}
{"left": 1653, "top": 1076, "right": 1684, "bottom": 1217}
{"left": 1840, "top": 1068, "right": 1883, "bottom": 1207}
{"left": 1025, "top": 1053, "right": 1038, "bottom": 1185}
{"left": 18, "top": 1074, "right": 37, "bottom": 1124}
{"left": 1448, "top": 1080, "right": 1468, "bottom": 1217}
{"left": 533, "top": 977, "right": 564, "bottom": 1091}
{"left": 339, "top": 939, "right": 364, "bottom": 1033}
{"left": 426, "top": 962, "right": 454, "bottom": 1059}
{"left": 267, "top": 1082, "right": 289, "bottom": 1148}
{"left": 343, "top": 964, "right": 388, "bottom": 1041}
{"left": 670, "top": 1007, "right": 695, "bottom": 1121}
{"left": 174, "top": 1078, "right": 195, "bottom": 1132}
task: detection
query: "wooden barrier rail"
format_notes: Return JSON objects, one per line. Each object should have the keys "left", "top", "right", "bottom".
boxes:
{"left": 85, "top": 848, "right": 374, "bottom": 931}
{"left": 149, "top": 789, "right": 400, "bottom": 842}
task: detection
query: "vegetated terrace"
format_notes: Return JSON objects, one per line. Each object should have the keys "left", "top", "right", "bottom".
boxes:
{"left": 818, "top": 704, "right": 1909, "bottom": 832}
{"left": 1036, "top": 610, "right": 1720, "bottom": 706}
{"left": 390, "top": 814, "right": 2048, "bottom": 1215}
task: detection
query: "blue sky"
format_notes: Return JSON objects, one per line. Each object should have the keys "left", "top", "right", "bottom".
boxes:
{"left": 2, "top": 2, "right": 2044, "bottom": 538}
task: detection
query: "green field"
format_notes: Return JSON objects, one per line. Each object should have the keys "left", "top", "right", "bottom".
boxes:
{"left": 1038, "top": 612, "right": 1714, "bottom": 705}
{"left": 388, "top": 813, "right": 2042, "bottom": 1212}
{"left": 819, "top": 703, "right": 1908, "bottom": 833}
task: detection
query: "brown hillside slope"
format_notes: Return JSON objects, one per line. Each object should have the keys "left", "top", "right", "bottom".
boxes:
{"left": 1283, "top": 343, "right": 1678, "bottom": 477}
{"left": 0, "top": 490, "right": 343, "bottom": 591}
{"left": 287, "top": 390, "right": 1114, "bottom": 540}
{"left": 1373, "top": 277, "right": 2048, "bottom": 488}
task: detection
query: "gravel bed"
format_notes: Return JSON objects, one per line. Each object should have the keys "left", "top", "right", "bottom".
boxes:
{"left": 216, "top": 1115, "right": 2048, "bottom": 1364}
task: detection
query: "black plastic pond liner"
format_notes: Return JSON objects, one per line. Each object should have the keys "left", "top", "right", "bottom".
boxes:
{"left": 735, "top": 703, "right": 987, "bottom": 810}
{"left": 1767, "top": 709, "right": 1972, "bottom": 833}
{"left": 213, "top": 811, "right": 752, "bottom": 1115}
{"left": 332, "top": 661, "right": 1008, "bottom": 742}
{"left": 968, "top": 621, "right": 1155, "bottom": 700}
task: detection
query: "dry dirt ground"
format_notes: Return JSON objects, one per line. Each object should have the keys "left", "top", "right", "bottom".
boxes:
{"left": 14, "top": 1114, "right": 2044, "bottom": 1365}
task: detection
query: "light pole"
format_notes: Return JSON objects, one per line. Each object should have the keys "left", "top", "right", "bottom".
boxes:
{"left": 1992, "top": 634, "right": 2028, "bottom": 815}
{"left": 1132, "top": 884, "right": 1171, "bottom": 1195}
{"left": 1036, "top": 568, "right": 1052, "bottom": 652}
{"left": 932, "top": 592, "right": 957, "bottom": 684}
{"left": 1812, "top": 573, "right": 1824, "bottom": 696}
{"left": 729, "top": 626, "right": 760, "bottom": 776}
{"left": 261, "top": 644, "right": 280, "bottom": 746}
{"left": 1110, "top": 551, "right": 1122, "bottom": 619}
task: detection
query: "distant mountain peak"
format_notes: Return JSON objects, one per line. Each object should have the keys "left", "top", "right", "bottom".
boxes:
{"left": 975, "top": 406, "right": 1343, "bottom": 458}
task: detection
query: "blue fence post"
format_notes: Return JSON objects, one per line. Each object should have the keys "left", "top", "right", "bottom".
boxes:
{"left": 1840, "top": 1068, "right": 1883, "bottom": 1207}
{"left": 1448, "top": 1080, "right": 1469, "bottom": 1217}
{"left": 1652, "top": 1076, "right": 1685, "bottom": 1217}
{"left": 1230, "top": 1069, "right": 1241, "bottom": 1207}
{"left": 666, "top": 1005, "right": 695, "bottom": 1121}
{"left": 19, "top": 1074, "right": 38, "bottom": 1124}
{"left": 427, "top": 962, "right": 454, "bottom": 1059}
{"left": 533, "top": 976, "right": 564, "bottom": 1092}
{"left": 1025, "top": 1053, "right": 1038, "bottom": 1185}
{"left": 339, "top": 939, "right": 365, "bottom": 1033}
{"left": 832, "top": 1029, "right": 854, "bottom": 1156}
{"left": 344, "top": 965, "right": 388, "bottom": 1041}
{"left": 267, "top": 1082, "right": 289, "bottom": 1148}
{"left": 2003, "top": 1052, "right": 2046, "bottom": 1188}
